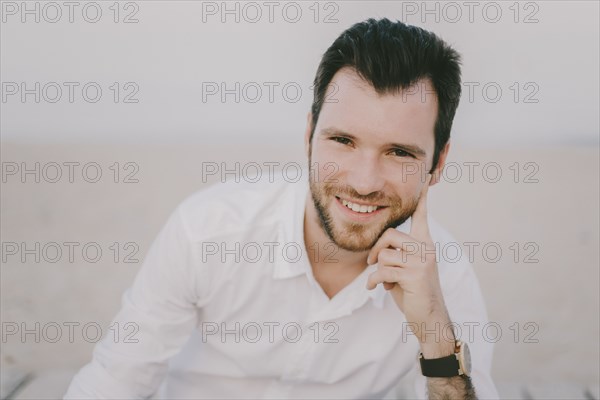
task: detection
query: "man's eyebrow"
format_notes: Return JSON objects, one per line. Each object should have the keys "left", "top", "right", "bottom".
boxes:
{"left": 320, "top": 127, "right": 427, "bottom": 157}
{"left": 320, "top": 127, "right": 353, "bottom": 138}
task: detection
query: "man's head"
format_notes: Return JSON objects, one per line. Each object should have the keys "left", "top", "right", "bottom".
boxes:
{"left": 305, "top": 18, "right": 462, "bottom": 252}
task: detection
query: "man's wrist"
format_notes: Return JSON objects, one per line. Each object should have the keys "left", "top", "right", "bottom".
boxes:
{"left": 419, "top": 339, "right": 456, "bottom": 359}
{"left": 418, "top": 316, "right": 456, "bottom": 359}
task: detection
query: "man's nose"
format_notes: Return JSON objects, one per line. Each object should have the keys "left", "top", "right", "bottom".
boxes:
{"left": 345, "top": 155, "right": 385, "bottom": 196}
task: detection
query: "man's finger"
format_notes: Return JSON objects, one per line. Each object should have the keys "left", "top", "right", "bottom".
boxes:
{"left": 366, "top": 266, "right": 406, "bottom": 290}
{"left": 367, "top": 230, "right": 418, "bottom": 265}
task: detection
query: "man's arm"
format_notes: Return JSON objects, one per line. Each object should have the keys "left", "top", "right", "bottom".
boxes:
{"left": 64, "top": 205, "right": 202, "bottom": 398}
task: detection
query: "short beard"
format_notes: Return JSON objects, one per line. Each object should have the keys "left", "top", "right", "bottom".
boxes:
{"left": 307, "top": 162, "right": 418, "bottom": 252}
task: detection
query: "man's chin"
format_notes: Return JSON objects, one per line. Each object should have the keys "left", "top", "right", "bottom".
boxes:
{"left": 334, "top": 240, "right": 376, "bottom": 253}
{"left": 328, "top": 225, "right": 384, "bottom": 252}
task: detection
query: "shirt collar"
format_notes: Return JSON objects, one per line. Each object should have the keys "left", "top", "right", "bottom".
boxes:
{"left": 271, "top": 177, "right": 311, "bottom": 280}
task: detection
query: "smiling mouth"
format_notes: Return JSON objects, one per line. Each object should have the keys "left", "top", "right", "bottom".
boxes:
{"left": 335, "top": 196, "right": 388, "bottom": 214}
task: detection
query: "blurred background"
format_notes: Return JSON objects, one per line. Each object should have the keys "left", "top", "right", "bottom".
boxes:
{"left": 1, "top": 1, "right": 599, "bottom": 399}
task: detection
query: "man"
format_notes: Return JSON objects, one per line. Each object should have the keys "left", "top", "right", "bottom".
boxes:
{"left": 65, "top": 18, "right": 498, "bottom": 399}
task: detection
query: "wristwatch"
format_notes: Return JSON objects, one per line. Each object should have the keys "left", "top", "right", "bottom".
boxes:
{"left": 419, "top": 340, "right": 471, "bottom": 377}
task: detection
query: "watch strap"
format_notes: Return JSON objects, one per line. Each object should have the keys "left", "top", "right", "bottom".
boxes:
{"left": 419, "top": 349, "right": 461, "bottom": 377}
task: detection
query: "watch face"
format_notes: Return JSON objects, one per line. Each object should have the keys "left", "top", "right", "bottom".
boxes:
{"left": 460, "top": 342, "right": 472, "bottom": 376}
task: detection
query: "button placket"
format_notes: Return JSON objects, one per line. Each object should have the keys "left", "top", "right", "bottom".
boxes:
{"left": 283, "top": 324, "right": 319, "bottom": 382}
{"left": 279, "top": 286, "right": 326, "bottom": 382}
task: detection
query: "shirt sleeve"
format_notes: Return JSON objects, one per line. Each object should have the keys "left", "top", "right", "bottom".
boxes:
{"left": 64, "top": 205, "right": 200, "bottom": 399}
{"left": 413, "top": 247, "right": 500, "bottom": 399}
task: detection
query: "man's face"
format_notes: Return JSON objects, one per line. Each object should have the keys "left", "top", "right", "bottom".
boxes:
{"left": 306, "top": 67, "right": 445, "bottom": 252}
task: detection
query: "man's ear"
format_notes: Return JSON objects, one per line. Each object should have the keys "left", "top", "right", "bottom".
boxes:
{"left": 304, "top": 112, "right": 313, "bottom": 158}
{"left": 430, "top": 141, "right": 450, "bottom": 186}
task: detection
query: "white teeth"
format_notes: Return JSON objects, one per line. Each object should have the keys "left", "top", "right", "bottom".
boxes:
{"left": 339, "top": 198, "right": 379, "bottom": 213}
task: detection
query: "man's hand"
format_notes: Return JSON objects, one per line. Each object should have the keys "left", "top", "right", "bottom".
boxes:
{"left": 366, "top": 174, "right": 454, "bottom": 354}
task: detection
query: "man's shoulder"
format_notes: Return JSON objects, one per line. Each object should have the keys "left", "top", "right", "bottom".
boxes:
{"left": 175, "top": 176, "right": 305, "bottom": 241}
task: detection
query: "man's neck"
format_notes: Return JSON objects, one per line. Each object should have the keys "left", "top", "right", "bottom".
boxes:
{"left": 303, "top": 192, "right": 370, "bottom": 299}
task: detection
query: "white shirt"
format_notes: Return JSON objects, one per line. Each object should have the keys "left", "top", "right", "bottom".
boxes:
{"left": 64, "top": 174, "right": 499, "bottom": 399}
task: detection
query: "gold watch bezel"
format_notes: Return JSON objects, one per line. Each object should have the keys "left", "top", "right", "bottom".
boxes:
{"left": 455, "top": 340, "right": 471, "bottom": 377}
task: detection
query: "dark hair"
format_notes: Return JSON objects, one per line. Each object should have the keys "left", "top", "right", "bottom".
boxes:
{"left": 310, "top": 18, "right": 462, "bottom": 171}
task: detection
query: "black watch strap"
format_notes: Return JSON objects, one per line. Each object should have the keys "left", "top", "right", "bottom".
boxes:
{"left": 419, "top": 352, "right": 461, "bottom": 377}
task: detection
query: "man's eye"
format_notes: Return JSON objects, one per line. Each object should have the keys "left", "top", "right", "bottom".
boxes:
{"left": 332, "top": 137, "right": 352, "bottom": 145}
{"left": 391, "top": 148, "right": 413, "bottom": 158}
